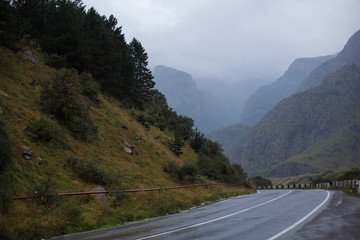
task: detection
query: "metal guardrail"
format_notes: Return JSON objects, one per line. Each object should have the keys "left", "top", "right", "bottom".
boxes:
{"left": 257, "top": 179, "right": 360, "bottom": 193}
{"left": 10, "top": 183, "right": 234, "bottom": 203}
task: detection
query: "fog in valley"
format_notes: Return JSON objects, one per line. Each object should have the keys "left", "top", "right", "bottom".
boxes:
{"left": 83, "top": 0, "right": 360, "bottom": 132}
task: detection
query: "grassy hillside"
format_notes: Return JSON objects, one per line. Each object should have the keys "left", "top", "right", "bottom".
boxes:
{"left": 286, "top": 113, "right": 360, "bottom": 171}
{"left": 0, "top": 45, "right": 252, "bottom": 239}
{"left": 253, "top": 96, "right": 360, "bottom": 179}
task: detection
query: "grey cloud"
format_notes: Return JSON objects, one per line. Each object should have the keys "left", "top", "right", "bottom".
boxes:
{"left": 84, "top": 0, "right": 360, "bottom": 82}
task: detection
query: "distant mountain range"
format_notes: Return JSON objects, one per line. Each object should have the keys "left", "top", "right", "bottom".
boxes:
{"left": 241, "top": 55, "right": 334, "bottom": 124}
{"left": 298, "top": 29, "right": 360, "bottom": 91}
{"left": 154, "top": 29, "right": 360, "bottom": 179}
{"left": 153, "top": 65, "right": 264, "bottom": 133}
{"left": 229, "top": 29, "right": 360, "bottom": 177}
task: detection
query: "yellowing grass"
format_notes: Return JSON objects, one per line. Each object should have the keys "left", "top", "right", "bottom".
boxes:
{"left": 0, "top": 45, "right": 254, "bottom": 239}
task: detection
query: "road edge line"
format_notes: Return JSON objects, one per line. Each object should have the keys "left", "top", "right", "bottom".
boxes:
{"left": 267, "top": 190, "right": 331, "bottom": 240}
{"left": 136, "top": 190, "right": 292, "bottom": 240}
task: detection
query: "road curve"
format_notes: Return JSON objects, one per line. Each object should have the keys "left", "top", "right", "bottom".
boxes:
{"left": 52, "top": 190, "right": 359, "bottom": 240}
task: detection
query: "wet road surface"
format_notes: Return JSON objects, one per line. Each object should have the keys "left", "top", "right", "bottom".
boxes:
{"left": 52, "top": 190, "right": 360, "bottom": 240}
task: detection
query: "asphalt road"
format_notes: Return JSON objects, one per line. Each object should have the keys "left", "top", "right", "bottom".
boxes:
{"left": 52, "top": 190, "right": 360, "bottom": 240}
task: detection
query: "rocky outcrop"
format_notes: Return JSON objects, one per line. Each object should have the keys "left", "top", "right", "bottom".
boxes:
{"left": 90, "top": 186, "right": 106, "bottom": 201}
{"left": 123, "top": 139, "right": 138, "bottom": 155}
{"left": 241, "top": 55, "right": 334, "bottom": 124}
{"left": 234, "top": 65, "right": 360, "bottom": 176}
{"left": 21, "top": 145, "right": 33, "bottom": 160}
{"left": 298, "top": 29, "right": 360, "bottom": 91}
{"left": 24, "top": 51, "right": 39, "bottom": 64}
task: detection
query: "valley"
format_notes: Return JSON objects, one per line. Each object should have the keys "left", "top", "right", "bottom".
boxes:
{"left": 1, "top": 1, "right": 360, "bottom": 239}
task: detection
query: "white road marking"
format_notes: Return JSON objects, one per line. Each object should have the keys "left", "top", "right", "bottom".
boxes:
{"left": 335, "top": 200, "right": 342, "bottom": 207}
{"left": 267, "top": 190, "right": 331, "bottom": 240}
{"left": 136, "top": 190, "right": 292, "bottom": 240}
{"left": 212, "top": 198, "right": 231, "bottom": 206}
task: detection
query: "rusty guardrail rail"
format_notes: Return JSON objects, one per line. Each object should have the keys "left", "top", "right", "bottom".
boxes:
{"left": 10, "top": 183, "right": 234, "bottom": 203}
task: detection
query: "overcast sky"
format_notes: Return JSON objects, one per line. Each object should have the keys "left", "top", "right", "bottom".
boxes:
{"left": 83, "top": 0, "right": 360, "bottom": 82}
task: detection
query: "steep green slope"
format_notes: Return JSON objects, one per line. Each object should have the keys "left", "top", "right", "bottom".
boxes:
{"left": 233, "top": 64, "right": 360, "bottom": 177}
{"left": 286, "top": 115, "right": 360, "bottom": 172}
{"left": 0, "top": 45, "right": 251, "bottom": 239}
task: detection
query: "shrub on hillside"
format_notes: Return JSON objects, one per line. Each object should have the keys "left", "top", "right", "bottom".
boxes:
{"left": 0, "top": 172, "right": 14, "bottom": 215}
{"left": 26, "top": 117, "right": 64, "bottom": 142}
{"left": 66, "top": 156, "right": 108, "bottom": 185}
{"left": 249, "top": 176, "right": 272, "bottom": 188}
{"left": 40, "top": 69, "right": 97, "bottom": 142}
{"left": 163, "top": 160, "right": 198, "bottom": 181}
{"left": 44, "top": 53, "right": 66, "bottom": 69}
{"left": 136, "top": 114, "right": 150, "bottom": 129}
{"left": 340, "top": 169, "right": 360, "bottom": 180}
{"left": 178, "top": 163, "right": 198, "bottom": 180}
{"left": 0, "top": 120, "right": 13, "bottom": 214}
{"left": 66, "top": 156, "right": 122, "bottom": 187}
{"left": 0, "top": 120, "right": 12, "bottom": 172}
{"left": 33, "top": 176, "right": 60, "bottom": 207}
{"left": 163, "top": 160, "right": 181, "bottom": 178}
{"left": 195, "top": 138, "right": 247, "bottom": 185}
{"left": 80, "top": 72, "right": 100, "bottom": 106}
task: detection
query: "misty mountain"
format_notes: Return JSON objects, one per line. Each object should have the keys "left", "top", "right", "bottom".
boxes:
{"left": 298, "top": 29, "right": 360, "bottom": 91}
{"left": 153, "top": 65, "right": 265, "bottom": 133}
{"left": 196, "top": 78, "right": 266, "bottom": 123}
{"left": 241, "top": 55, "right": 334, "bottom": 124}
{"left": 232, "top": 64, "right": 360, "bottom": 178}
{"left": 153, "top": 65, "right": 221, "bottom": 132}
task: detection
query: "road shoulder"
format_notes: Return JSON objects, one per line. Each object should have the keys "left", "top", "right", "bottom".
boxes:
{"left": 288, "top": 191, "right": 360, "bottom": 240}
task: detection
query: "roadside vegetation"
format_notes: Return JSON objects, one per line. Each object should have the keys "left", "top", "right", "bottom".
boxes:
{"left": 249, "top": 176, "right": 272, "bottom": 188}
{"left": 0, "top": 1, "right": 253, "bottom": 238}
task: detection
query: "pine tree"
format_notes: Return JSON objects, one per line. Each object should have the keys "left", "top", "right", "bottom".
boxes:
{"left": 129, "top": 38, "right": 155, "bottom": 101}
{"left": 0, "top": 0, "right": 22, "bottom": 51}
{"left": 169, "top": 132, "right": 185, "bottom": 156}
{"left": 190, "top": 127, "right": 204, "bottom": 152}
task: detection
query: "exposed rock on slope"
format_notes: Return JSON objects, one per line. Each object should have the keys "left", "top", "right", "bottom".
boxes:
{"left": 234, "top": 65, "right": 360, "bottom": 177}
{"left": 298, "top": 29, "right": 360, "bottom": 91}
{"left": 241, "top": 55, "right": 334, "bottom": 124}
